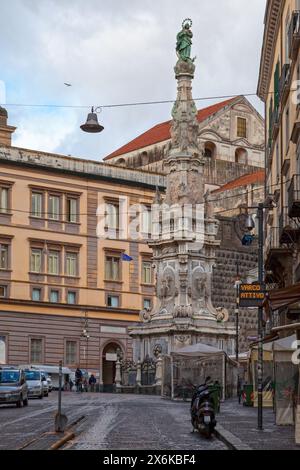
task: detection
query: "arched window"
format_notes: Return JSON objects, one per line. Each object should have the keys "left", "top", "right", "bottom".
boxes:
{"left": 204, "top": 141, "right": 216, "bottom": 159}
{"left": 141, "top": 151, "right": 149, "bottom": 166}
{"left": 116, "top": 158, "right": 126, "bottom": 167}
{"left": 235, "top": 147, "right": 248, "bottom": 165}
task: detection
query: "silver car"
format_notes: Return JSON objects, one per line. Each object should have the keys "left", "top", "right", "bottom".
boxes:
{"left": 24, "top": 369, "right": 44, "bottom": 399}
{"left": 0, "top": 367, "right": 29, "bottom": 408}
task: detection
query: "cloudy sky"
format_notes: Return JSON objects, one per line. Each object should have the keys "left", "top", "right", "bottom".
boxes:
{"left": 0, "top": 0, "right": 266, "bottom": 161}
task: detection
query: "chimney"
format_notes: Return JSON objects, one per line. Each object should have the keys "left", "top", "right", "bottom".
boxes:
{"left": 0, "top": 107, "right": 16, "bottom": 146}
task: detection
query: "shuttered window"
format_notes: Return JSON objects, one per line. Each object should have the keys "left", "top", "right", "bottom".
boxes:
{"left": 30, "top": 338, "right": 43, "bottom": 363}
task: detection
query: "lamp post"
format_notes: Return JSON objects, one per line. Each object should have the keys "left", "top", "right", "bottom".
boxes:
{"left": 242, "top": 201, "right": 269, "bottom": 431}
{"left": 234, "top": 262, "right": 241, "bottom": 364}
{"left": 81, "top": 312, "right": 90, "bottom": 380}
{"left": 257, "top": 203, "right": 264, "bottom": 431}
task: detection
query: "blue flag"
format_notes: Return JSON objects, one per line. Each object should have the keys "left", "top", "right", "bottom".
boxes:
{"left": 121, "top": 253, "right": 133, "bottom": 262}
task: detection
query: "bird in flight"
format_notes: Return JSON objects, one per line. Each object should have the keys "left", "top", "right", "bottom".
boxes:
{"left": 64, "top": 83, "right": 72, "bottom": 87}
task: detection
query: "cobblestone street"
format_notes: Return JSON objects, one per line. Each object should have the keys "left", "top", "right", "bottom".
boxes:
{"left": 66, "top": 394, "right": 226, "bottom": 450}
{"left": 0, "top": 392, "right": 227, "bottom": 450}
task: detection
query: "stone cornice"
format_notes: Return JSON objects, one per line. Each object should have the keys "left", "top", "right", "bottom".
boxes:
{"left": 0, "top": 146, "right": 166, "bottom": 190}
{"left": 257, "top": 0, "right": 283, "bottom": 101}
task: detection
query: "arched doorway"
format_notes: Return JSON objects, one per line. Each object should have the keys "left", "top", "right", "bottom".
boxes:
{"left": 102, "top": 342, "right": 123, "bottom": 392}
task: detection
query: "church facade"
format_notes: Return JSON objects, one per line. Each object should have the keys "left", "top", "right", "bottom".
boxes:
{"left": 104, "top": 95, "right": 265, "bottom": 191}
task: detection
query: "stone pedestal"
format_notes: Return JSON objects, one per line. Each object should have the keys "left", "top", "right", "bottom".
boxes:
{"left": 115, "top": 359, "right": 122, "bottom": 392}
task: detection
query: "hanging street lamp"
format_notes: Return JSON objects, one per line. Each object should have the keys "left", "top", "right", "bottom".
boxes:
{"left": 80, "top": 107, "right": 104, "bottom": 134}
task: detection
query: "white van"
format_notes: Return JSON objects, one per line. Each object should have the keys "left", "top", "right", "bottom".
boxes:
{"left": 19, "top": 365, "right": 72, "bottom": 390}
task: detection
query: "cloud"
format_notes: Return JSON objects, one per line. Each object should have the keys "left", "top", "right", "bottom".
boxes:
{"left": 0, "top": 0, "right": 266, "bottom": 159}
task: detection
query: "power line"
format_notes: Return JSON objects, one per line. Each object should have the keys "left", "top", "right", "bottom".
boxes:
{"left": 0, "top": 88, "right": 286, "bottom": 111}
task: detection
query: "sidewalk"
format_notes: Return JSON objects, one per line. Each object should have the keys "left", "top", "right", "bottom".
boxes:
{"left": 216, "top": 399, "right": 299, "bottom": 450}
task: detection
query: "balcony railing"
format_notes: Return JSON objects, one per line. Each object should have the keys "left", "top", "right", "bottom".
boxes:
{"left": 288, "top": 11, "right": 300, "bottom": 61}
{"left": 265, "top": 226, "right": 286, "bottom": 268}
{"left": 288, "top": 174, "right": 300, "bottom": 217}
{"left": 279, "top": 206, "right": 300, "bottom": 244}
{"left": 279, "top": 64, "right": 291, "bottom": 107}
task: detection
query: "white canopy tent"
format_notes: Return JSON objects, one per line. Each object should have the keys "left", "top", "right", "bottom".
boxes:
{"left": 162, "top": 343, "right": 237, "bottom": 401}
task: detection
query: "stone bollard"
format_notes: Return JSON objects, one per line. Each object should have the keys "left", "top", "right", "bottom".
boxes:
{"left": 136, "top": 360, "right": 142, "bottom": 388}
{"left": 115, "top": 359, "right": 122, "bottom": 393}
{"left": 155, "top": 356, "right": 163, "bottom": 387}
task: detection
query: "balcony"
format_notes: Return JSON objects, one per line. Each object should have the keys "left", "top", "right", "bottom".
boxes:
{"left": 279, "top": 207, "right": 300, "bottom": 244}
{"left": 288, "top": 11, "right": 300, "bottom": 61}
{"left": 271, "top": 106, "right": 280, "bottom": 141}
{"left": 265, "top": 227, "right": 286, "bottom": 268}
{"left": 288, "top": 174, "right": 300, "bottom": 217}
{"left": 279, "top": 64, "right": 291, "bottom": 108}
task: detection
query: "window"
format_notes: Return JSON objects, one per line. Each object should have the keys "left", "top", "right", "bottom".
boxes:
{"left": 141, "top": 207, "right": 152, "bottom": 236}
{"left": 48, "top": 195, "right": 60, "bottom": 221}
{"left": 0, "top": 244, "right": 8, "bottom": 270}
{"left": 276, "top": 141, "right": 280, "bottom": 181}
{"left": 30, "top": 338, "right": 43, "bottom": 363}
{"left": 0, "top": 187, "right": 9, "bottom": 214}
{"left": 105, "top": 256, "right": 120, "bottom": 281}
{"left": 286, "top": 107, "right": 290, "bottom": 151}
{"left": 285, "top": 12, "right": 290, "bottom": 63}
{"left": 237, "top": 118, "right": 247, "bottom": 138}
{"left": 0, "top": 336, "right": 6, "bottom": 364}
{"left": 105, "top": 202, "right": 119, "bottom": 230}
{"left": 48, "top": 251, "right": 60, "bottom": 275}
{"left": 142, "top": 261, "right": 152, "bottom": 284}
{"left": 32, "top": 288, "right": 42, "bottom": 301}
{"left": 30, "top": 249, "right": 42, "bottom": 273}
{"left": 274, "top": 60, "right": 280, "bottom": 110}
{"left": 50, "top": 290, "right": 59, "bottom": 303}
{"left": 0, "top": 286, "right": 7, "bottom": 298}
{"left": 107, "top": 295, "right": 119, "bottom": 308}
{"left": 66, "top": 341, "right": 77, "bottom": 364}
{"left": 67, "top": 291, "right": 77, "bottom": 305}
{"left": 204, "top": 142, "right": 216, "bottom": 159}
{"left": 31, "top": 192, "right": 43, "bottom": 218}
{"left": 66, "top": 197, "right": 78, "bottom": 223}
{"left": 66, "top": 252, "right": 78, "bottom": 277}
{"left": 143, "top": 298, "right": 151, "bottom": 310}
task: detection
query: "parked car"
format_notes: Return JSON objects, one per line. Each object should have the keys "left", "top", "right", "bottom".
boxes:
{"left": 24, "top": 369, "right": 44, "bottom": 399}
{"left": 0, "top": 366, "right": 29, "bottom": 408}
{"left": 41, "top": 371, "right": 53, "bottom": 392}
{"left": 41, "top": 373, "right": 49, "bottom": 397}
{"left": 19, "top": 364, "right": 72, "bottom": 390}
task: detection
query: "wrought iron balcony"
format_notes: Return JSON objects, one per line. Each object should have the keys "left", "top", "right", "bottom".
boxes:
{"left": 279, "top": 64, "right": 291, "bottom": 107}
{"left": 265, "top": 226, "right": 283, "bottom": 268}
{"left": 279, "top": 206, "right": 300, "bottom": 244}
{"left": 288, "top": 174, "right": 300, "bottom": 218}
{"left": 288, "top": 11, "right": 300, "bottom": 61}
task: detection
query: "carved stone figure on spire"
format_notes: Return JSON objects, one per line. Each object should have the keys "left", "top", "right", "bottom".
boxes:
{"left": 176, "top": 19, "right": 195, "bottom": 63}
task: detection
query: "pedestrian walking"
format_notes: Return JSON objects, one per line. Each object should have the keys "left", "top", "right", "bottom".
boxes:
{"left": 75, "top": 367, "right": 83, "bottom": 393}
{"left": 69, "top": 378, "right": 74, "bottom": 392}
{"left": 89, "top": 374, "right": 97, "bottom": 392}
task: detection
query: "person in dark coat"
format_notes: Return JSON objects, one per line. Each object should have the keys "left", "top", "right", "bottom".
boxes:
{"left": 89, "top": 374, "right": 97, "bottom": 392}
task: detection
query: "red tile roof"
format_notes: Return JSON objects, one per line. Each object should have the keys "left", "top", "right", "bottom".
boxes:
{"left": 212, "top": 170, "right": 265, "bottom": 194}
{"left": 104, "top": 97, "right": 238, "bottom": 160}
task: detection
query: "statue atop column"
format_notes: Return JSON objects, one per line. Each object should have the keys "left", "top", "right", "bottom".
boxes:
{"left": 176, "top": 19, "right": 196, "bottom": 63}
{"left": 129, "top": 20, "right": 235, "bottom": 362}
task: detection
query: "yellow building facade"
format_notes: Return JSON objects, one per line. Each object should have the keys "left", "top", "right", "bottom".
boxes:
{"left": 0, "top": 107, "right": 164, "bottom": 388}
